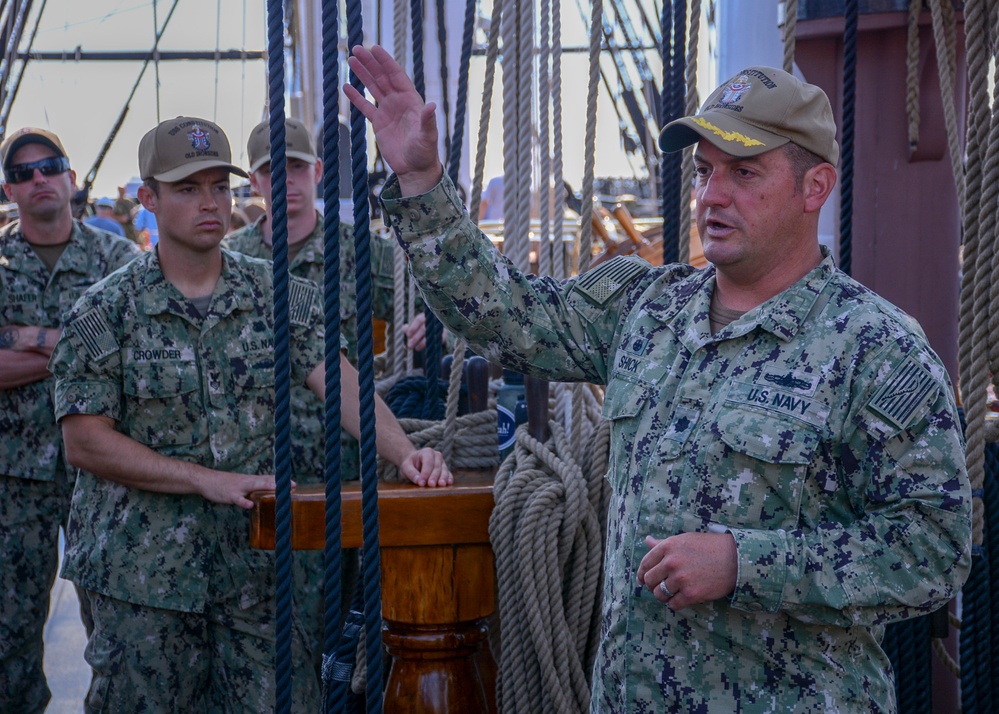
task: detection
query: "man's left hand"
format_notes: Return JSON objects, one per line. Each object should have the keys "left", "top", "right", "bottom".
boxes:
{"left": 636, "top": 532, "right": 738, "bottom": 611}
{"left": 399, "top": 446, "right": 453, "bottom": 487}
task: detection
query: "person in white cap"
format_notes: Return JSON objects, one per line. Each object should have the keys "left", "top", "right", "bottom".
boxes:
{"left": 48, "top": 115, "right": 451, "bottom": 712}
{"left": 345, "top": 46, "right": 971, "bottom": 713}
{"left": 0, "top": 126, "right": 140, "bottom": 714}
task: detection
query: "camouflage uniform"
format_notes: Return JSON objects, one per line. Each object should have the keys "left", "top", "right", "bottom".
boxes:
{"left": 381, "top": 174, "right": 972, "bottom": 714}
{"left": 49, "top": 248, "right": 323, "bottom": 711}
{"left": 113, "top": 197, "right": 141, "bottom": 247}
{"left": 0, "top": 220, "right": 140, "bottom": 714}
{"left": 223, "top": 214, "right": 398, "bottom": 670}
{"left": 223, "top": 212, "right": 398, "bottom": 482}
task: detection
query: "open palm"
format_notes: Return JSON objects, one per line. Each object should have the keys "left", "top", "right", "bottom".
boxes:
{"left": 344, "top": 45, "right": 442, "bottom": 189}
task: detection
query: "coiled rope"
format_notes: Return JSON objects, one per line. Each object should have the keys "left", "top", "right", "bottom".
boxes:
{"left": 953, "top": 0, "right": 999, "bottom": 708}
{"left": 960, "top": 0, "right": 997, "bottom": 551}
{"left": 378, "top": 339, "right": 500, "bottom": 482}
{"left": 490, "top": 419, "right": 611, "bottom": 713}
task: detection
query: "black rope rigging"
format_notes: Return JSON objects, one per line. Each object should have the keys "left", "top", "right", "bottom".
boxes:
{"left": 660, "top": 0, "right": 686, "bottom": 265}
{"left": 838, "top": 0, "right": 858, "bottom": 276}
{"left": 319, "top": 0, "right": 347, "bottom": 710}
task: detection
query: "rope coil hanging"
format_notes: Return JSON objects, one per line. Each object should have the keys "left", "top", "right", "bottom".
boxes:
{"left": 958, "top": 0, "right": 999, "bottom": 708}
{"left": 490, "top": 419, "right": 611, "bottom": 713}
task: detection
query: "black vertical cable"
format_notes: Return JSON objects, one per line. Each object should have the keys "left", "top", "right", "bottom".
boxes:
{"left": 661, "top": 0, "right": 685, "bottom": 265}
{"left": 839, "top": 0, "right": 858, "bottom": 276}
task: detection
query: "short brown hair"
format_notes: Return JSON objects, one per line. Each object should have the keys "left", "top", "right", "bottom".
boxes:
{"left": 783, "top": 142, "right": 825, "bottom": 192}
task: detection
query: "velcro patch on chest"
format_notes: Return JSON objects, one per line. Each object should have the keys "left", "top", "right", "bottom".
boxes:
{"left": 72, "top": 308, "right": 118, "bottom": 362}
{"left": 572, "top": 255, "right": 647, "bottom": 306}
{"left": 866, "top": 355, "right": 940, "bottom": 431}
{"left": 289, "top": 277, "right": 317, "bottom": 326}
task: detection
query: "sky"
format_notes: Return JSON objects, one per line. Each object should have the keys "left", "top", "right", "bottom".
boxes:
{"left": 4, "top": 0, "right": 668, "bottom": 201}
{"left": 5, "top": 1, "right": 269, "bottom": 199}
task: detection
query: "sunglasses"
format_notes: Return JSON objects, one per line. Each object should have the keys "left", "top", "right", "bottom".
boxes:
{"left": 5, "top": 156, "right": 71, "bottom": 184}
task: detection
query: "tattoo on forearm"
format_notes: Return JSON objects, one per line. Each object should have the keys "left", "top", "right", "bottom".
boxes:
{"left": 36, "top": 328, "right": 47, "bottom": 349}
{"left": 0, "top": 327, "right": 17, "bottom": 349}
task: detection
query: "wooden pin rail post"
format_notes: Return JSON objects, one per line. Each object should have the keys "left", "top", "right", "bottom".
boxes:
{"left": 250, "top": 470, "right": 498, "bottom": 713}
{"left": 250, "top": 355, "right": 499, "bottom": 713}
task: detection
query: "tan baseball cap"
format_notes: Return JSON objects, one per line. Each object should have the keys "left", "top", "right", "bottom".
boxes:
{"left": 658, "top": 67, "right": 839, "bottom": 166}
{"left": 1, "top": 127, "right": 69, "bottom": 172}
{"left": 138, "top": 116, "right": 248, "bottom": 182}
{"left": 246, "top": 117, "right": 318, "bottom": 174}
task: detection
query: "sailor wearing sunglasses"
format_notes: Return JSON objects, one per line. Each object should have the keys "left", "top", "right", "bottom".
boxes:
{"left": 0, "top": 126, "right": 140, "bottom": 713}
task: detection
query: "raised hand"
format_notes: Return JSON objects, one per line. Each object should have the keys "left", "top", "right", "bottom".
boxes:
{"left": 344, "top": 45, "right": 444, "bottom": 195}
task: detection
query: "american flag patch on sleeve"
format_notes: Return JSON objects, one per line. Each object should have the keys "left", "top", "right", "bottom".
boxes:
{"left": 573, "top": 255, "right": 648, "bottom": 306}
{"left": 73, "top": 309, "right": 118, "bottom": 361}
{"left": 866, "top": 355, "right": 940, "bottom": 430}
{"left": 289, "top": 277, "right": 317, "bottom": 326}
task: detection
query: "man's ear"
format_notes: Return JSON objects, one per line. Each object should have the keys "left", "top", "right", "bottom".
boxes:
{"left": 803, "top": 163, "right": 837, "bottom": 214}
{"left": 136, "top": 184, "right": 157, "bottom": 212}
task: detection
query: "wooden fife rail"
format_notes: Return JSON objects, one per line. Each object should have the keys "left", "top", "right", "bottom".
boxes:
{"left": 249, "top": 469, "right": 498, "bottom": 713}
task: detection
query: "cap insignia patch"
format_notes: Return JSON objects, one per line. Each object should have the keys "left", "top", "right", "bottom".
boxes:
{"left": 719, "top": 74, "right": 751, "bottom": 105}
{"left": 188, "top": 125, "right": 211, "bottom": 152}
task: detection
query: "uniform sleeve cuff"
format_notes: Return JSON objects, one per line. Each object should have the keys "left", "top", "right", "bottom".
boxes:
{"left": 54, "top": 380, "right": 120, "bottom": 422}
{"left": 380, "top": 173, "right": 466, "bottom": 239}
{"left": 728, "top": 527, "right": 790, "bottom": 614}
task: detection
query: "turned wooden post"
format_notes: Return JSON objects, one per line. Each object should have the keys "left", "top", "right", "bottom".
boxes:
{"left": 250, "top": 471, "right": 498, "bottom": 713}
{"left": 524, "top": 373, "right": 550, "bottom": 443}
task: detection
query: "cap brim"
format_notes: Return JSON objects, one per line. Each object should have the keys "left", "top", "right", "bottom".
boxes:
{"left": 3, "top": 136, "right": 66, "bottom": 171}
{"left": 249, "top": 150, "right": 317, "bottom": 174}
{"left": 153, "top": 159, "right": 249, "bottom": 182}
{"left": 659, "top": 112, "right": 789, "bottom": 158}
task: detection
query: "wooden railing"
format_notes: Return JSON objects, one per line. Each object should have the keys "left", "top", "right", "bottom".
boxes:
{"left": 249, "top": 469, "right": 498, "bottom": 713}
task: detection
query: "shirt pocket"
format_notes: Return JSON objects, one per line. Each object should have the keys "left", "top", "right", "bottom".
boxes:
{"left": 601, "top": 378, "right": 652, "bottom": 493}
{"left": 701, "top": 408, "right": 821, "bottom": 530}
{"left": 123, "top": 361, "right": 201, "bottom": 448}
{"left": 229, "top": 354, "right": 276, "bottom": 443}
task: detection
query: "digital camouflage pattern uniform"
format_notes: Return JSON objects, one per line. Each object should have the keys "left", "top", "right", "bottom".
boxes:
{"left": 223, "top": 213, "right": 397, "bottom": 669}
{"left": 0, "top": 219, "right": 140, "bottom": 714}
{"left": 381, "top": 174, "right": 972, "bottom": 714}
{"left": 223, "top": 212, "right": 398, "bottom": 482}
{"left": 50, "top": 248, "right": 323, "bottom": 711}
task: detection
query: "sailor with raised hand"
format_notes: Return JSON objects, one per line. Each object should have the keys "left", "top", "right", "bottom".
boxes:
{"left": 345, "top": 44, "right": 971, "bottom": 713}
